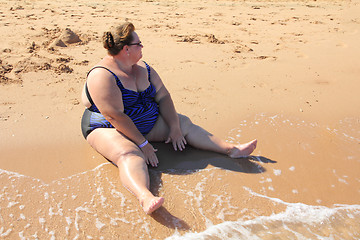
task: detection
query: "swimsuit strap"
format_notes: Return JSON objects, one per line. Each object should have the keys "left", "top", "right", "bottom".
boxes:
{"left": 143, "top": 61, "right": 151, "bottom": 82}
{"left": 85, "top": 66, "right": 121, "bottom": 106}
{"left": 85, "top": 82, "right": 94, "bottom": 106}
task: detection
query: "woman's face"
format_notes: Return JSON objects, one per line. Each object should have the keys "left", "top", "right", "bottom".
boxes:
{"left": 128, "top": 31, "right": 143, "bottom": 62}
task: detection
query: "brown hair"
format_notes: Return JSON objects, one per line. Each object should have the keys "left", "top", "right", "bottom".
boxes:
{"left": 102, "top": 22, "right": 135, "bottom": 56}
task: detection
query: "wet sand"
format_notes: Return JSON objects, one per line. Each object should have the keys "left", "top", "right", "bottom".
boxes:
{"left": 0, "top": 0, "right": 359, "bottom": 239}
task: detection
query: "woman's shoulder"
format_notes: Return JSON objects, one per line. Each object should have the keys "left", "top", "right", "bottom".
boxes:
{"left": 134, "top": 60, "right": 152, "bottom": 78}
{"left": 136, "top": 60, "right": 148, "bottom": 71}
{"left": 88, "top": 58, "right": 117, "bottom": 79}
{"left": 88, "top": 66, "right": 116, "bottom": 79}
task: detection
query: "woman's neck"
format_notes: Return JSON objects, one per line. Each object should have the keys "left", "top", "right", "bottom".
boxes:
{"left": 107, "top": 55, "right": 134, "bottom": 75}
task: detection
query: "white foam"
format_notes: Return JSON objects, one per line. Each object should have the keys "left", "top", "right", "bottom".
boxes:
{"left": 7, "top": 201, "right": 19, "bottom": 208}
{"left": 19, "top": 231, "right": 25, "bottom": 240}
{"left": 166, "top": 188, "right": 360, "bottom": 240}
{"left": 95, "top": 218, "right": 105, "bottom": 230}
{"left": 110, "top": 217, "right": 129, "bottom": 225}
{"left": 49, "top": 230, "right": 55, "bottom": 240}
{"left": 39, "top": 217, "right": 45, "bottom": 225}
{"left": 0, "top": 227, "right": 12, "bottom": 237}
{"left": 75, "top": 206, "right": 93, "bottom": 214}
{"left": 44, "top": 192, "right": 49, "bottom": 200}
{"left": 273, "top": 169, "right": 281, "bottom": 176}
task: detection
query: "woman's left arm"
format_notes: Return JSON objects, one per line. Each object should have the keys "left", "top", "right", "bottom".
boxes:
{"left": 150, "top": 66, "right": 187, "bottom": 151}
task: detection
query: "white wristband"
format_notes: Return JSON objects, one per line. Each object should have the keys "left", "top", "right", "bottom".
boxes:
{"left": 138, "top": 139, "right": 148, "bottom": 148}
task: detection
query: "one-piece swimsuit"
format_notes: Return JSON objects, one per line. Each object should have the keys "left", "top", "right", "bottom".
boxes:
{"left": 81, "top": 61, "right": 159, "bottom": 139}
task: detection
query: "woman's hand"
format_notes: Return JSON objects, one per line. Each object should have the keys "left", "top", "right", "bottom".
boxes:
{"left": 140, "top": 142, "right": 159, "bottom": 167}
{"left": 165, "top": 127, "right": 187, "bottom": 151}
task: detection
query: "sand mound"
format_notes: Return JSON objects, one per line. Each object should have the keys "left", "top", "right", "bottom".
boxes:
{"left": 49, "top": 38, "right": 67, "bottom": 48}
{"left": 0, "top": 60, "right": 19, "bottom": 85}
{"left": 206, "top": 34, "right": 224, "bottom": 44}
{"left": 0, "top": 60, "right": 13, "bottom": 75}
{"left": 60, "top": 28, "right": 81, "bottom": 44}
{"left": 54, "top": 63, "right": 73, "bottom": 74}
{"left": 48, "top": 28, "right": 81, "bottom": 48}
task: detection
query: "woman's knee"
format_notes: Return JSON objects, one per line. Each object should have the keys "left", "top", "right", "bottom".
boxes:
{"left": 113, "top": 147, "right": 145, "bottom": 165}
{"left": 178, "top": 113, "right": 193, "bottom": 134}
{"left": 87, "top": 129, "right": 145, "bottom": 165}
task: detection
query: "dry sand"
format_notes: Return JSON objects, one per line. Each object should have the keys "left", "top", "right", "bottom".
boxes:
{"left": 0, "top": 0, "right": 359, "bottom": 239}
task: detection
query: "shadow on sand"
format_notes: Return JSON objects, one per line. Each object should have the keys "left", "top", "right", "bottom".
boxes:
{"left": 150, "top": 142, "right": 275, "bottom": 174}
{"left": 147, "top": 143, "right": 276, "bottom": 230}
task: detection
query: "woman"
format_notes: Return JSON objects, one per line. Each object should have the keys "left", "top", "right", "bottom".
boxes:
{"left": 81, "top": 22, "right": 257, "bottom": 214}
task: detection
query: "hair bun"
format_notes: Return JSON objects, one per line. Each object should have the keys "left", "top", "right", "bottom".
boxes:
{"left": 103, "top": 32, "right": 115, "bottom": 49}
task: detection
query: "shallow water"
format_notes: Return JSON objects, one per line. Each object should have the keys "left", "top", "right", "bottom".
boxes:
{"left": 1, "top": 114, "right": 359, "bottom": 239}
{"left": 167, "top": 192, "right": 360, "bottom": 240}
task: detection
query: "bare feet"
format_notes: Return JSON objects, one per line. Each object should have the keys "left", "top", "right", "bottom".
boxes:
{"left": 228, "top": 139, "right": 257, "bottom": 158}
{"left": 141, "top": 196, "right": 164, "bottom": 214}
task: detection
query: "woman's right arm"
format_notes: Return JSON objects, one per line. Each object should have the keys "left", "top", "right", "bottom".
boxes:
{"left": 87, "top": 69, "right": 158, "bottom": 166}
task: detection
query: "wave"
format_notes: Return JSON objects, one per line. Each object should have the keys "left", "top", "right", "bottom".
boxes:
{"left": 167, "top": 188, "right": 360, "bottom": 239}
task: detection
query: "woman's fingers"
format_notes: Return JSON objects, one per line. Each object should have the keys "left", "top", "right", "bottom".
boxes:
{"left": 147, "top": 153, "right": 157, "bottom": 167}
{"left": 141, "top": 144, "right": 159, "bottom": 167}
{"left": 165, "top": 135, "right": 187, "bottom": 151}
{"left": 180, "top": 137, "right": 186, "bottom": 150}
{"left": 175, "top": 137, "right": 186, "bottom": 151}
{"left": 172, "top": 141, "right": 177, "bottom": 151}
{"left": 149, "top": 150, "right": 158, "bottom": 167}
{"left": 150, "top": 148, "right": 158, "bottom": 166}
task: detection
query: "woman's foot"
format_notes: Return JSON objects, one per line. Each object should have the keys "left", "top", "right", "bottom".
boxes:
{"left": 228, "top": 139, "right": 257, "bottom": 158}
{"left": 141, "top": 196, "right": 164, "bottom": 214}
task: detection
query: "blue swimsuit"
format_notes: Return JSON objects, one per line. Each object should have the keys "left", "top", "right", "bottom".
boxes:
{"left": 81, "top": 62, "right": 159, "bottom": 139}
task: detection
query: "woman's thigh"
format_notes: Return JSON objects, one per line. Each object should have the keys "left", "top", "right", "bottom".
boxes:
{"left": 146, "top": 113, "right": 192, "bottom": 142}
{"left": 87, "top": 128, "right": 144, "bottom": 166}
{"left": 145, "top": 115, "right": 170, "bottom": 142}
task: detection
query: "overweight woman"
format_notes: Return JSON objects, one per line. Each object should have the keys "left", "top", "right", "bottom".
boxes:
{"left": 81, "top": 22, "right": 257, "bottom": 214}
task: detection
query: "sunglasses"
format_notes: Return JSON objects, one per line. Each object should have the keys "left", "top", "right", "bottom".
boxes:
{"left": 128, "top": 41, "right": 142, "bottom": 46}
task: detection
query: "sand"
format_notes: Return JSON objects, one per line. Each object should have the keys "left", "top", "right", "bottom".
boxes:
{"left": 0, "top": 0, "right": 359, "bottom": 239}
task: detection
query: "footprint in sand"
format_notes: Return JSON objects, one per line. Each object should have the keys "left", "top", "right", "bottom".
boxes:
{"left": 255, "top": 56, "right": 277, "bottom": 61}
{"left": 296, "top": 52, "right": 309, "bottom": 59}
{"left": 348, "top": 29, "right": 358, "bottom": 35}
{"left": 336, "top": 42, "right": 348, "bottom": 48}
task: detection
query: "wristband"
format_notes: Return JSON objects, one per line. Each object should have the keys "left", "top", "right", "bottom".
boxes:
{"left": 138, "top": 139, "right": 148, "bottom": 148}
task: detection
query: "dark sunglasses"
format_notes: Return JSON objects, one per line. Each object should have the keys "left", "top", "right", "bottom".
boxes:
{"left": 128, "top": 41, "right": 142, "bottom": 46}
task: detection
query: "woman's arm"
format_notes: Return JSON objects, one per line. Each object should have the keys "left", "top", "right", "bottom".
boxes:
{"left": 87, "top": 68, "right": 158, "bottom": 166}
{"left": 150, "top": 66, "right": 187, "bottom": 151}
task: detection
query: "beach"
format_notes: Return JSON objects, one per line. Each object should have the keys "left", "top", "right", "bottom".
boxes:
{"left": 1, "top": 0, "right": 359, "bottom": 238}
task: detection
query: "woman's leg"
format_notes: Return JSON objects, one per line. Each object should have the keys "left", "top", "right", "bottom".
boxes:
{"left": 147, "top": 114, "right": 257, "bottom": 157}
{"left": 87, "top": 128, "right": 164, "bottom": 214}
